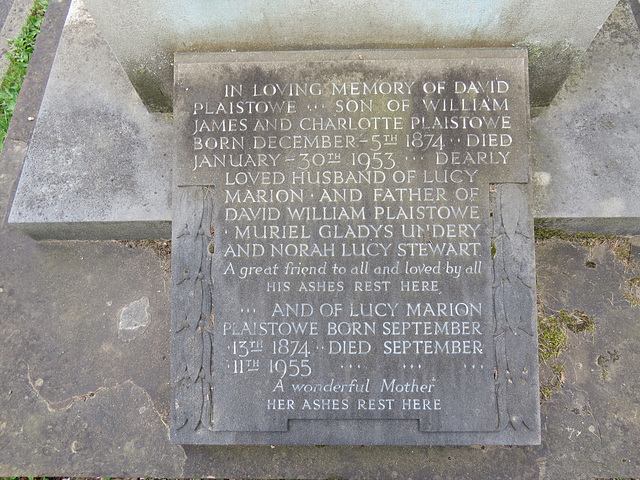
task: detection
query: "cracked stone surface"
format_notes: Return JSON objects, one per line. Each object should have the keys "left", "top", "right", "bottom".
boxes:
{"left": 1, "top": 105, "right": 182, "bottom": 473}
{"left": 2, "top": 370, "right": 185, "bottom": 476}
{"left": 0, "top": 222, "right": 184, "bottom": 475}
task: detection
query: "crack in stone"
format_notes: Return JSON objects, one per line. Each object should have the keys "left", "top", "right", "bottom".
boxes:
{"left": 572, "top": 386, "right": 603, "bottom": 446}
{"left": 25, "top": 362, "right": 128, "bottom": 412}
{"left": 25, "top": 361, "right": 187, "bottom": 474}
{"left": 24, "top": 364, "right": 169, "bottom": 431}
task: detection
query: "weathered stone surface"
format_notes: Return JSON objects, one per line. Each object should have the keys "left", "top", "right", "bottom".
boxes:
{"left": 534, "top": 238, "right": 640, "bottom": 479}
{"left": 532, "top": 0, "right": 640, "bottom": 234}
{"left": 171, "top": 49, "right": 538, "bottom": 445}
{"left": 0, "top": 228, "right": 184, "bottom": 475}
{"left": 80, "top": 0, "right": 618, "bottom": 111}
{"left": 7, "top": 0, "right": 171, "bottom": 240}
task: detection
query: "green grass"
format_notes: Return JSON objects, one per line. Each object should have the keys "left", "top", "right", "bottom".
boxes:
{"left": 0, "top": 0, "right": 48, "bottom": 150}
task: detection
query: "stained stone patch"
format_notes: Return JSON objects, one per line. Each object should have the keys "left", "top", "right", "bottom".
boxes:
{"left": 118, "top": 297, "right": 150, "bottom": 341}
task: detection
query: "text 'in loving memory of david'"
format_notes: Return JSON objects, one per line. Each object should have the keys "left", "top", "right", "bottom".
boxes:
{"left": 171, "top": 50, "right": 539, "bottom": 445}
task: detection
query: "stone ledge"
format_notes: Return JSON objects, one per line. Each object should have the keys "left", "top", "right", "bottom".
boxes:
{"left": 7, "top": 0, "right": 640, "bottom": 239}
{"left": 7, "top": 0, "right": 171, "bottom": 240}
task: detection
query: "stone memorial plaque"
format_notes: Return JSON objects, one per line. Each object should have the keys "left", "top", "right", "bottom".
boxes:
{"left": 170, "top": 50, "right": 539, "bottom": 445}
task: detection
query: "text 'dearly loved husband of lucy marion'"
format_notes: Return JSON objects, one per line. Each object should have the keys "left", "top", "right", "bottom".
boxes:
{"left": 170, "top": 49, "right": 539, "bottom": 446}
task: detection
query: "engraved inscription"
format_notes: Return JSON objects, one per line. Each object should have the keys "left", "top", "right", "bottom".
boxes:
{"left": 171, "top": 50, "right": 538, "bottom": 446}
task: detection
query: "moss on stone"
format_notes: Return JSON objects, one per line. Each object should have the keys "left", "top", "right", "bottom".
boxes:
{"left": 555, "top": 309, "right": 595, "bottom": 334}
{"left": 534, "top": 227, "right": 619, "bottom": 244}
{"left": 538, "top": 309, "right": 596, "bottom": 400}
{"left": 520, "top": 41, "right": 584, "bottom": 107}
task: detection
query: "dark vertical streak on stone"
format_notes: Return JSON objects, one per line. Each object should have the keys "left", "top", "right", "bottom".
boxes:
{"left": 492, "top": 183, "right": 540, "bottom": 436}
{"left": 629, "top": 0, "right": 640, "bottom": 31}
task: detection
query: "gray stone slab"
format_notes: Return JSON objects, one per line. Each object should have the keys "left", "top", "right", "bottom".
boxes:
{"left": 531, "top": 0, "right": 640, "bottom": 234}
{"left": 7, "top": 0, "right": 171, "bottom": 240}
{"left": 170, "top": 49, "right": 539, "bottom": 445}
{"left": 534, "top": 238, "right": 640, "bottom": 479}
